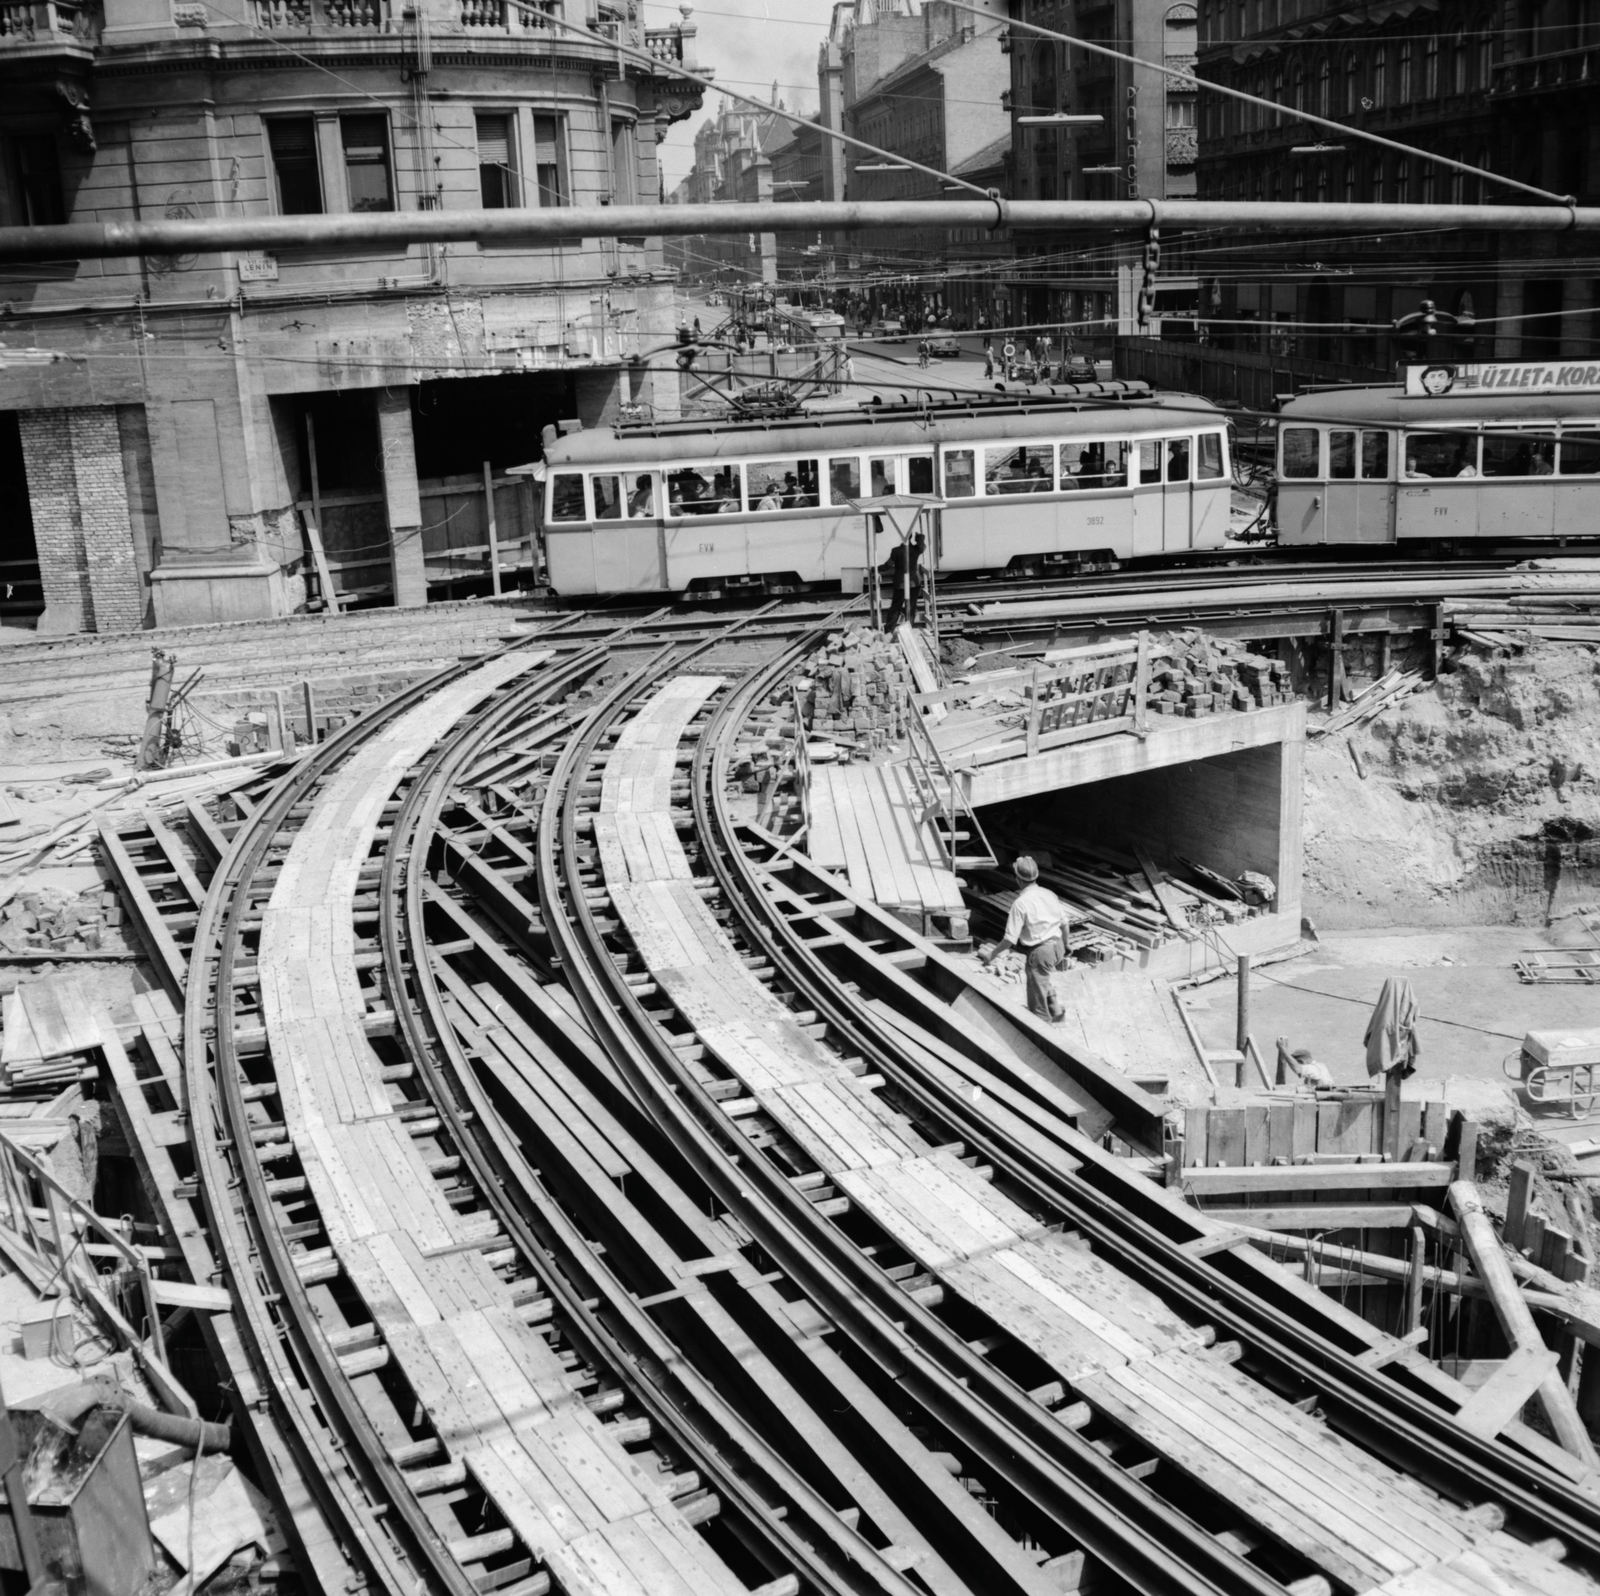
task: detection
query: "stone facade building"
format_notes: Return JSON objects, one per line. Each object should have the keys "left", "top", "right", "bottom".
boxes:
{"left": 0, "top": 0, "right": 704, "bottom": 631}
{"left": 1004, "top": 0, "right": 1199, "bottom": 333}
{"left": 1193, "top": 0, "right": 1600, "bottom": 366}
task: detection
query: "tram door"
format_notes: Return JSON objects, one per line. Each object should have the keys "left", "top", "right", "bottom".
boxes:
{"left": 1131, "top": 440, "right": 1164, "bottom": 556}
{"left": 1323, "top": 429, "right": 1395, "bottom": 543}
{"left": 1162, "top": 436, "right": 1194, "bottom": 550}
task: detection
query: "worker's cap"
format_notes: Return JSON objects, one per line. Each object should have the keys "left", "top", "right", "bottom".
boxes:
{"left": 1291, "top": 1048, "right": 1314, "bottom": 1063}
{"left": 1013, "top": 856, "right": 1040, "bottom": 883}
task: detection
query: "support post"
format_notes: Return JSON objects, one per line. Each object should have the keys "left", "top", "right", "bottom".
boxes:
{"left": 1406, "top": 1222, "right": 1426, "bottom": 1334}
{"left": 376, "top": 387, "right": 427, "bottom": 609}
{"left": 1327, "top": 608, "right": 1346, "bottom": 708}
{"left": 482, "top": 460, "right": 502, "bottom": 596}
{"left": 1383, "top": 1067, "right": 1404, "bottom": 1163}
{"left": 304, "top": 411, "right": 339, "bottom": 615}
{"left": 1235, "top": 954, "right": 1250, "bottom": 1056}
{"left": 136, "top": 650, "right": 175, "bottom": 771}
{"left": 1449, "top": 1180, "right": 1600, "bottom": 1468}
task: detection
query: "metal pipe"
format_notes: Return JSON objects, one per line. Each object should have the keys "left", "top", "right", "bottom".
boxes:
{"left": 4, "top": 197, "right": 1600, "bottom": 263}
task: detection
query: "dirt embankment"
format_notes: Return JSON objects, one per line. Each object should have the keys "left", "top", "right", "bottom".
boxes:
{"left": 1303, "top": 644, "right": 1600, "bottom": 928}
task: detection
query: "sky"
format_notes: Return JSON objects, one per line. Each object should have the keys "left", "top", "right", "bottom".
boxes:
{"left": 646, "top": 0, "right": 827, "bottom": 191}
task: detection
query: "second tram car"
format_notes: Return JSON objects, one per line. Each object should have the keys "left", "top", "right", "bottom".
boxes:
{"left": 534, "top": 386, "right": 1233, "bottom": 595}
{"left": 1277, "top": 362, "right": 1600, "bottom": 546}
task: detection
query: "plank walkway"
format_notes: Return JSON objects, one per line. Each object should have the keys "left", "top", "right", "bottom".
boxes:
{"left": 256, "top": 654, "right": 752, "bottom": 1596}
{"left": 600, "top": 678, "right": 1589, "bottom": 1596}
{"left": 805, "top": 761, "right": 966, "bottom": 935}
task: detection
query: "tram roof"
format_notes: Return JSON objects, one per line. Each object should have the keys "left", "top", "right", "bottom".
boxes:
{"left": 541, "top": 387, "right": 1224, "bottom": 467}
{"left": 1278, "top": 385, "right": 1600, "bottom": 425}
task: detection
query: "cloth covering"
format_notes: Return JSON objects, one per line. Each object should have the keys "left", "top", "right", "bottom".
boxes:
{"left": 1364, "top": 976, "right": 1421, "bottom": 1078}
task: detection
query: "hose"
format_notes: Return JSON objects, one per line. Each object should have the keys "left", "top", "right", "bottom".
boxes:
{"left": 38, "top": 1379, "right": 232, "bottom": 1454}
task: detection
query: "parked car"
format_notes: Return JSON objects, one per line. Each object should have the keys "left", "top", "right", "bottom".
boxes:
{"left": 869, "top": 319, "right": 906, "bottom": 342}
{"left": 927, "top": 335, "right": 962, "bottom": 358}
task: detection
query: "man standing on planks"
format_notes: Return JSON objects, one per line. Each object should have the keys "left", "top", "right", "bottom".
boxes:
{"left": 979, "top": 856, "right": 1067, "bottom": 1022}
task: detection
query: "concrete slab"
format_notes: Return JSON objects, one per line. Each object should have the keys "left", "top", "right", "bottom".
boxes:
{"left": 1188, "top": 924, "right": 1598, "bottom": 1088}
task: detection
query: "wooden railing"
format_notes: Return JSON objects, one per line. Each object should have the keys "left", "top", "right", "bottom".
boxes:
{"left": 903, "top": 695, "right": 995, "bottom": 870}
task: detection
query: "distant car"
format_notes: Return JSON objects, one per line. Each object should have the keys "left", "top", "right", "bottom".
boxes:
{"left": 927, "top": 335, "right": 962, "bottom": 358}
{"left": 1058, "top": 355, "right": 1100, "bottom": 381}
{"left": 870, "top": 319, "right": 906, "bottom": 342}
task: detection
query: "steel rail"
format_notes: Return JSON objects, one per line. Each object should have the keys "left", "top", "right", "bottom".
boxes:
{"left": 5, "top": 198, "right": 1600, "bottom": 262}
{"left": 536, "top": 634, "right": 1302, "bottom": 1596}
{"left": 694, "top": 645, "right": 1600, "bottom": 1563}
{"left": 184, "top": 646, "right": 532, "bottom": 1596}
{"left": 381, "top": 624, "right": 936, "bottom": 1596}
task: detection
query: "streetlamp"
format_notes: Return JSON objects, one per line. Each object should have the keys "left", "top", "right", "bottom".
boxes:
{"left": 1015, "top": 113, "right": 1105, "bottom": 125}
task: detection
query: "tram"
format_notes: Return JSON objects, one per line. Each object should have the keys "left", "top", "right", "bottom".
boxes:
{"left": 533, "top": 385, "right": 1235, "bottom": 595}
{"left": 1276, "top": 361, "right": 1600, "bottom": 546}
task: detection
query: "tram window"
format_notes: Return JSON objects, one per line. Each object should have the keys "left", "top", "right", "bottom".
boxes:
{"left": 1482, "top": 431, "right": 1553, "bottom": 477}
{"left": 550, "top": 473, "right": 587, "bottom": 522}
{"left": 1197, "top": 432, "right": 1225, "bottom": 480}
{"left": 1403, "top": 431, "right": 1478, "bottom": 478}
{"left": 747, "top": 458, "right": 820, "bottom": 511}
{"left": 668, "top": 466, "right": 738, "bottom": 515}
{"left": 1166, "top": 438, "right": 1191, "bottom": 482}
{"left": 907, "top": 454, "right": 935, "bottom": 495}
{"left": 1060, "top": 440, "right": 1126, "bottom": 488}
{"left": 828, "top": 456, "right": 862, "bottom": 504}
{"left": 1328, "top": 431, "right": 1356, "bottom": 479}
{"left": 1560, "top": 431, "right": 1600, "bottom": 474}
{"left": 869, "top": 456, "right": 896, "bottom": 497}
{"left": 627, "top": 474, "right": 656, "bottom": 517}
{"left": 985, "top": 445, "right": 1054, "bottom": 494}
{"left": 1138, "top": 440, "right": 1163, "bottom": 484}
{"left": 1281, "top": 428, "right": 1319, "bottom": 478}
{"left": 592, "top": 474, "right": 624, "bottom": 520}
{"left": 943, "top": 449, "right": 978, "bottom": 498}
{"left": 1360, "top": 431, "right": 1390, "bottom": 478}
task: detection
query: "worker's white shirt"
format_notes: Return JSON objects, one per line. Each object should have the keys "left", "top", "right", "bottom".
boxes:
{"left": 1003, "top": 882, "right": 1066, "bottom": 948}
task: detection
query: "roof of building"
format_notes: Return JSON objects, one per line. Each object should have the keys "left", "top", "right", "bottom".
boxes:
{"left": 949, "top": 131, "right": 1010, "bottom": 179}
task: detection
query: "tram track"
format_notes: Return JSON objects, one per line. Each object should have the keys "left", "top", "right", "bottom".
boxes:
{"left": 173, "top": 596, "right": 1600, "bottom": 1596}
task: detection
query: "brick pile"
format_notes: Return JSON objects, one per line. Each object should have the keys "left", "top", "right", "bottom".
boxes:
{"left": 794, "top": 625, "right": 914, "bottom": 750}
{"left": 1148, "top": 631, "right": 1295, "bottom": 718}
{"left": 0, "top": 886, "right": 127, "bottom": 956}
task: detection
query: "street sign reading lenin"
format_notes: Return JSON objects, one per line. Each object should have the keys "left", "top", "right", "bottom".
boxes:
{"left": 1405, "top": 361, "right": 1600, "bottom": 397}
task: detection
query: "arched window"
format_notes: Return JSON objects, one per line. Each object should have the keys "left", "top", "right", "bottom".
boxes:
{"left": 1477, "top": 144, "right": 1492, "bottom": 202}
{"left": 1399, "top": 42, "right": 1412, "bottom": 99}
{"left": 1369, "top": 160, "right": 1383, "bottom": 201}
{"left": 1345, "top": 160, "right": 1356, "bottom": 200}
{"left": 1453, "top": 32, "right": 1467, "bottom": 92}
{"left": 1396, "top": 158, "right": 1409, "bottom": 203}
{"left": 1344, "top": 50, "right": 1359, "bottom": 113}
{"left": 1424, "top": 34, "right": 1439, "bottom": 95}
{"left": 1318, "top": 57, "right": 1331, "bottom": 115}
{"left": 1422, "top": 163, "right": 1436, "bottom": 203}
{"left": 1293, "top": 62, "right": 1306, "bottom": 110}
{"left": 1450, "top": 151, "right": 1465, "bottom": 203}
{"left": 1293, "top": 167, "right": 1305, "bottom": 202}
{"left": 1272, "top": 70, "right": 1284, "bottom": 124}
{"left": 1372, "top": 46, "right": 1386, "bottom": 105}
{"left": 1316, "top": 163, "right": 1329, "bottom": 201}
{"left": 1477, "top": 32, "right": 1492, "bottom": 85}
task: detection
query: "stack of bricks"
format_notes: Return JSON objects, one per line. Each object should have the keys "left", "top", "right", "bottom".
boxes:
{"left": 795, "top": 626, "right": 914, "bottom": 751}
{"left": 1147, "top": 632, "right": 1294, "bottom": 717}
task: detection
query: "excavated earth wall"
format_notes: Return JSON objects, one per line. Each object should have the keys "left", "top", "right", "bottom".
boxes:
{"left": 1304, "top": 643, "right": 1600, "bottom": 928}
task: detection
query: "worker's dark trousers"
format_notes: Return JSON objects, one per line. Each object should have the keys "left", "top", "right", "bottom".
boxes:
{"left": 1022, "top": 935, "right": 1065, "bottom": 1018}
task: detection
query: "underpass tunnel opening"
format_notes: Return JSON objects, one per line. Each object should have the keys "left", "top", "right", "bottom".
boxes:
{"left": 970, "top": 736, "right": 1303, "bottom": 984}
{"left": 0, "top": 412, "right": 41, "bottom": 621}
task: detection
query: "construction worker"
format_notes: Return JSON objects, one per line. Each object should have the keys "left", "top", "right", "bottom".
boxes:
{"left": 979, "top": 856, "right": 1067, "bottom": 1022}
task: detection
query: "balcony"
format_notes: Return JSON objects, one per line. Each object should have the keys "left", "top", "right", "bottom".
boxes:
{"left": 248, "top": 0, "right": 390, "bottom": 27}
{"left": 0, "top": 0, "right": 98, "bottom": 53}
{"left": 1491, "top": 44, "right": 1598, "bottom": 97}
{"left": 458, "top": 0, "right": 563, "bottom": 29}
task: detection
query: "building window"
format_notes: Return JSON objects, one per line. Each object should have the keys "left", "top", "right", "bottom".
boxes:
{"left": 342, "top": 115, "right": 393, "bottom": 212}
{"left": 3, "top": 133, "right": 65, "bottom": 226}
{"left": 1396, "top": 157, "right": 1409, "bottom": 203}
{"left": 610, "top": 119, "right": 638, "bottom": 206}
{"left": 1293, "top": 167, "right": 1304, "bottom": 201}
{"left": 1345, "top": 160, "right": 1355, "bottom": 200}
{"left": 1477, "top": 144, "right": 1492, "bottom": 202}
{"left": 1453, "top": 34, "right": 1467, "bottom": 92}
{"left": 476, "top": 112, "right": 515, "bottom": 208}
{"left": 533, "top": 115, "right": 568, "bottom": 207}
{"left": 1477, "top": 36, "right": 1492, "bottom": 86}
{"left": 1167, "top": 96, "right": 1196, "bottom": 126}
{"left": 1424, "top": 35, "right": 1439, "bottom": 96}
{"left": 1344, "top": 51, "right": 1358, "bottom": 113}
{"left": 1293, "top": 63, "right": 1305, "bottom": 109}
{"left": 1399, "top": 42, "right": 1412, "bottom": 99}
{"left": 266, "top": 118, "right": 321, "bottom": 216}
{"left": 1369, "top": 160, "right": 1382, "bottom": 201}
{"left": 1272, "top": 70, "right": 1284, "bottom": 122}
{"left": 1317, "top": 58, "right": 1330, "bottom": 116}
{"left": 1372, "top": 49, "right": 1386, "bottom": 106}
{"left": 1449, "top": 156, "right": 1464, "bottom": 203}
{"left": 1316, "top": 163, "right": 1328, "bottom": 201}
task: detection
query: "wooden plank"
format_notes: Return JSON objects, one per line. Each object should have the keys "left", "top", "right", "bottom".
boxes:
{"left": 1291, "top": 1100, "right": 1318, "bottom": 1161}
{"left": 1453, "top": 1346, "right": 1560, "bottom": 1439}
{"left": 1183, "top": 1164, "right": 1455, "bottom": 1195}
{"left": 1317, "top": 1099, "right": 1374, "bottom": 1157}
{"left": 1132, "top": 844, "right": 1188, "bottom": 932}
{"left": 1242, "top": 1106, "right": 1269, "bottom": 1168}
{"left": 20, "top": 975, "right": 100, "bottom": 1060}
{"left": 1201, "top": 1206, "right": 1423, "bottom": 1231}
{"left": 805, "top": 766, "right": 849, "bottom": 873}
{"left": 1266, "top": 1102, "right": 1294, "bottom": 1165}
{"left": 1206, "top": 1109, "right": 1246, "bottom": 1168}
{"left": 1184, "top": 1106, "right": 1208, "bottom": 1169}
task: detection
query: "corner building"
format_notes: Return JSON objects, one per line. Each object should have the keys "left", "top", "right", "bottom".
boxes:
{"left": 0, "top": 0, "right": 705, "bottom": 630}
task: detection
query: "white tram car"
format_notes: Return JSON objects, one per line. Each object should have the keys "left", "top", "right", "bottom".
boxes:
{"left": 534, "top": 386, "right": 1234, "bottom": 595}
{"left": 1277, "top": 361, "right": 1600, "bottom": 547}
